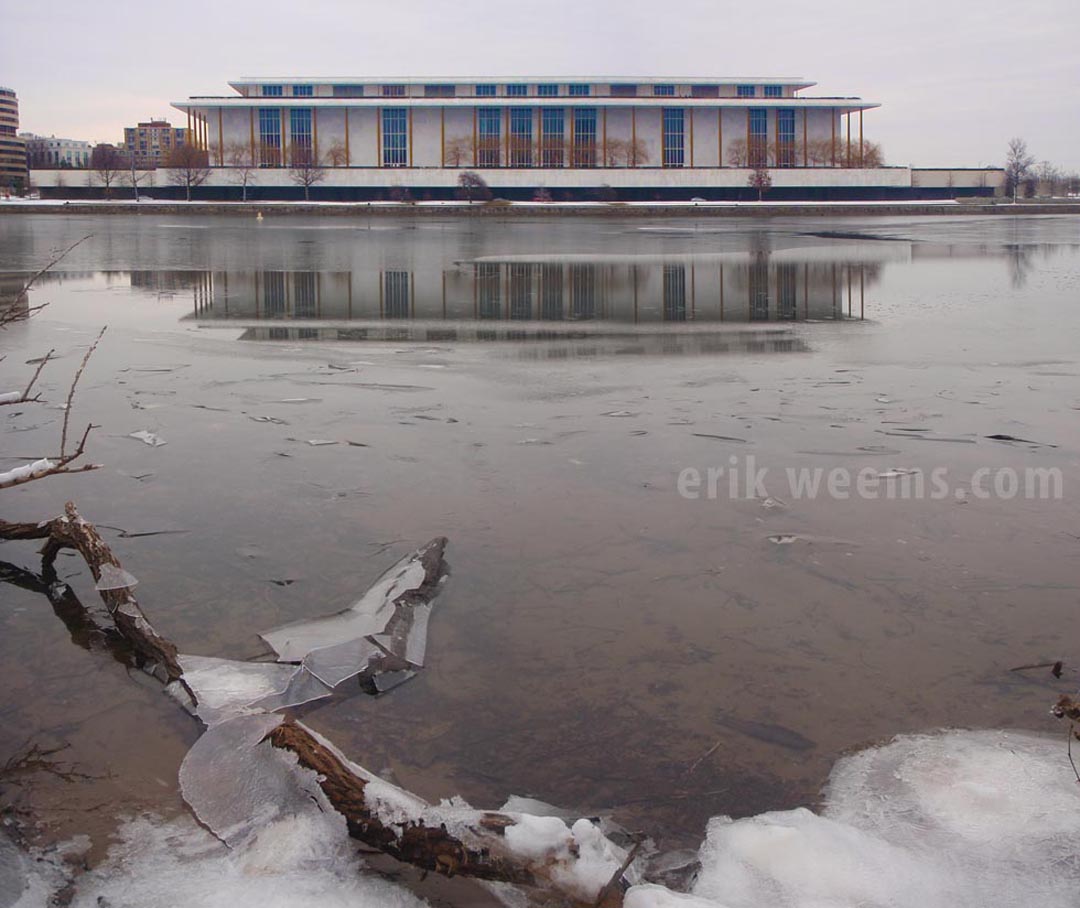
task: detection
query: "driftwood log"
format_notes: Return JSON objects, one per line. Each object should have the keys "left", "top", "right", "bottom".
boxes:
{"left": 1, "top": 502, "right": 182, "bottom": 683}
{"left": 0, "top": 504, "right": 633, "bottom": 906}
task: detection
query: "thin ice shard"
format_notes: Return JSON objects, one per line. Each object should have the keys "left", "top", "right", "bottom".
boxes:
{"left": 178, "top": 714, "right": 327, "bottom": 848}
{"left": 249, "top": 666, "right": 332, "bottom": 712}
{"left": 176, "top": 655, "right": 298, "bottom": 726}
{"left": 94, "top": 563, "right": 139, "bottom": 591}
{"left": 303, "top": 637, "right": 385, "bottom": 688}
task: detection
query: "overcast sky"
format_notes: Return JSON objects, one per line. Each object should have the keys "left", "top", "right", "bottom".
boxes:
{"left": 3, "top": 0, "right": 1078, "bottom": 170}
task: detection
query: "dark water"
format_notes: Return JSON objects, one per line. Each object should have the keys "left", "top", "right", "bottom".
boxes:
{"left": 1, "top": 213, "right": 1079, "bottom": 856}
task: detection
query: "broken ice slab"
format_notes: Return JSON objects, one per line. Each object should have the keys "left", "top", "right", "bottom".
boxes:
{"left": 249, "top": 666, "right": 332, "bottom": 712}
{"left": 174, "top": 655, "right": 299, "bottom": 726}
{"left": 94, "top": 563, "right": 139, "bottom": 591}
{"left": 128, "top": 430, "right": 166, "bottom": 447}
{"left": 259, "top": 538, "right": 448, "bottom": 697}
{"left": 261, "top": 538, "right": 446, "bottom": 662}
{"left": 178, "top": 713, "right": 329, "bottom": 848}
{"left": 302, "top": 636, "right": 387, "bottom": 688}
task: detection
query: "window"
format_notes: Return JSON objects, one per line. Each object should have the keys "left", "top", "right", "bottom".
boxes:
{"left": 749, "top": 108, "right": 768, "bottom": 166}
{"left": 538, "top": 84, "right": 559, "bottom": 97}
{"left": 293, "top": 84, "right": 314, "bottom": 96}
{"left": 572, "top": 108, "right": 597, "bottom": 167}
{"left": 332, "top": 84, "right": 365, "bottom": 97}
{"left": 776, "top": 108, "right": 796, "bottom": 167}
{"left": 540, "top": 264, "right": 563, "bottom": 318}
{"left": 506, "top": 84, "right": 528, "bottom": 97}
{"left": 509, "top": 264, "right": 532, "bottom": 319}
{"left": 424, "top": 84, "right": 455, "bottom": 98}
{"left": 384, "top": 271, "right": 410, "bottom": 318}
{"left": 663, "top": 265, "right": 687, "bottom": 321}
{"left": 541, "top": 108, "right": 564, "bottom": 167}
{"left": 570, "top": 265, "right": 596, "bottom": 319}
{"left": 653, "top": 84, "right": 675, "bottom": 97}
{"left": 737, "top": 85, "right": 756, "bottom": 98}
{"left": 662, "top": 108, "right": 685, "bottom": 168}
{"left": 765, "top": 85, "right": 783, "bottom": 98}
{"left": 290, "top": 108, "right": 313, "bottom": 164}
{"left": 691, "top": 85, "right": 719, "bottom": 98}
{"left": 510, "top": 107, "right": 533, "bottom": 167}
{"left": 478, "top": 263, "right": 500, "bottom": 318}
{"left": 569, "top": 84, "right": 590, "bottom": 97}
{"left": 382, "top": 107, "right": 408, "bottom": 166}
{"left": 258, "top": 108, "right": 281, "bottom": 166}
{"left": 294, "top": 273, "right": 317, "bottom": 317}
{"left": 476, "top": 84, "right": 497, "bottom": 97}
{"left": 262, "top": 85, "right": 283, "bottom": 97}
{"left": 477, "top": 108, "right": 501, "bottom": 167}
{"left": 382, "top": 84, "right": 406, "bottom": 97}
{"left": 611, "top": 84, "right": 637, "bottom": 97}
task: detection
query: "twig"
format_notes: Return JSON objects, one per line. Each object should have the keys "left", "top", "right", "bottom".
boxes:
{"left": 684, "top": 739, "right": 722, "bottom": 777}
{"left": 1069, "top": 723, "right": 1080, "bottom": 785}
{"left": 594, "top": 839, "right": 642, "bottom": 907}
{"left": 14, "top": 235, "right": 92, "bottom": 300}
{"left": 61, "top": 327, "right": 105, "bottom": 458}
{"left": 0, "top": 423, "right": 101, "bottom": 490}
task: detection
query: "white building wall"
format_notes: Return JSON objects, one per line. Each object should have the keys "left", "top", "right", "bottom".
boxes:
{"left": 410, "top": 108, "right": 442, "bottom": 167}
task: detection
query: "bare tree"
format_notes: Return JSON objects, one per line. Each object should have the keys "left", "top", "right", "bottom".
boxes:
{"left": 456, "top": 171, "right": 492, "bottom": 203}
{"left": 1005, "top": 138, "right": 1035, "bottom": 202}
{"left": 602, "top": 138, "right": 649, "bottom": 168}
{"left": 90, "top": 145, "right": 126, "bottom": 199}
{"left": 224, "top": 142, "right": 258, "bottom": 202}
{"left": 167, "top": 145, "right": 211, "bottom": 202}
{"left": 324, "top": 142, "right": 348, "bottom": 168}
{"left": 726, "top": 139, "right": 750, "bottom": 167}
{"left": 749, "top": 167, "right": 772, "bottom": 201}
{"left": 444, "top": 136, "right": 473, "bottom": 167}
{"left": 287, "top": 144, "right": 327, "bottom": 201}
{"left": 1035, "top": 160, "right": 1061, "bottom": 197}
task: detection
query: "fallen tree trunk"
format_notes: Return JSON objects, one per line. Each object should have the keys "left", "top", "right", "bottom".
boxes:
{"left": 0, "top": 504, "right": 636, "bottom": 906}
{"left": 267, "top": 719, "right": 537, "bottom": 885}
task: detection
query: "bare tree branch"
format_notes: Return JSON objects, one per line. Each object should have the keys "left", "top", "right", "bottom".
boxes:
{"left": 60, "top": 327, "right": 105, "bottom": 458}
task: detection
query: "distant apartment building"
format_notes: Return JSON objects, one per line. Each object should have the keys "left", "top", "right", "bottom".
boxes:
{"left": 123, "top": 119, "right": 187, "bottom": 167}
{"left": 22, "top": 133, "right": 92, "bottom": 168}
{"left": 0, "top": 87, "right": 28, "bottom": 190}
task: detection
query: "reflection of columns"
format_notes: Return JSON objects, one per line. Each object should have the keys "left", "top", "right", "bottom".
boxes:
{"left": 859, "top": 265, "right": 865, "bottom": 319}
{"left": 831, "top": 108, "right": 837, "bottom": 167}
{"left": 719, "top": 263, "right": 724, "bottom": 321}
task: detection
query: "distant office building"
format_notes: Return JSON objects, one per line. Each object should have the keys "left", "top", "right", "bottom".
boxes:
{"left": 22, "top": 133, "right": 92, "bottom": 169}
{"left": 123, "top": 119, "right": 187, "bottom": 167}
{"left": 0, "top": 87, "right": 28, "bottom": 190}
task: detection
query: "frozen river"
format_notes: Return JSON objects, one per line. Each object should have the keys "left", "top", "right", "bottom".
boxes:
{"left": 1, "top": 212, "right": 1079, "bottom": 906}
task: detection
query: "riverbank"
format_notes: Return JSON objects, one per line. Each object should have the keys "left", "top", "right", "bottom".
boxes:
{"left": 3, "top": 198, "right": 1080, "bottom": 217}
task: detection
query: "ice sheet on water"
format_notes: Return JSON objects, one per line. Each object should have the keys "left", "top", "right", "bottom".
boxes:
{"left": 175, "top": 655, "right": 300, "bottom": 726}
{"left": 67, "top": 812, "right": 427, "bottom": 908}
{"left": 634, "top": 729, "right": 1080, "bottom": 908}
{"left": 129, "top": 430, "right": 166, "bottom": 447}
{"left": 178, "top": 713, "right": 326, "bottom": 848}
{"left": 371, "top": 601, "right": 431, "bottom": 667}
{"left": 261, "top": 554, "right": 428, "bottom": 661}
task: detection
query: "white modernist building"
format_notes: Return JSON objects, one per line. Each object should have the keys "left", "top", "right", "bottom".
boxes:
{"left": 162, "top": 76, "right": 968, "bottom": 200}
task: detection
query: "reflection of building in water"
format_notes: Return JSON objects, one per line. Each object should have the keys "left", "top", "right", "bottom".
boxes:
{"left": 130, "top": 271, "right": 206, "bottom": 295}
{"left": 190, "top": 253, "right": 879, "bottom": 326}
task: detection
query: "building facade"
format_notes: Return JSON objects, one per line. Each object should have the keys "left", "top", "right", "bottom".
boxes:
{"left": 0, "top": 88, "right": 28, "bottom": 191}
{"left": 165, "top": 76, "right": 903, "bottom": 199}
{"left": 123, "top": 119, "right": 188, "bottom": 167}
{"left": 22, "top": 133, "right": 92, "bottom": 169}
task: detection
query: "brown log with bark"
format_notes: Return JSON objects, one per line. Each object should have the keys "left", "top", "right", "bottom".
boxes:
{"left": 267, "top": 719, "right": 538, "bottom": 885}
{"left": 0, "top": 501, "right": 185, "bottom": 683}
